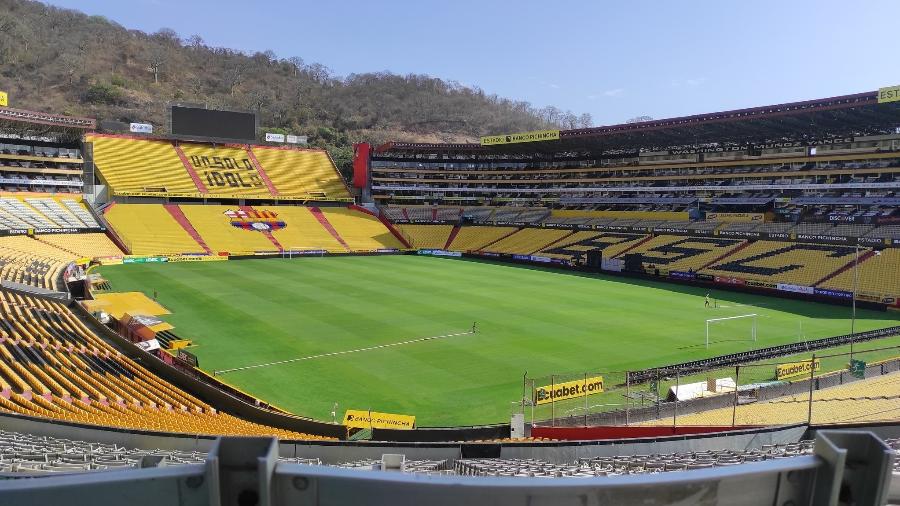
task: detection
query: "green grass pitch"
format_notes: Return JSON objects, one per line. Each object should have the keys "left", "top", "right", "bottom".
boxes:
{"left": 98, "top": 255, "right": 900, "bottom": 426}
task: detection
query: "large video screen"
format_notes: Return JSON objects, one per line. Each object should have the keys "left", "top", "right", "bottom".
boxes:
{"left": 171, "top": 106, "right": 256, "bottom": 141}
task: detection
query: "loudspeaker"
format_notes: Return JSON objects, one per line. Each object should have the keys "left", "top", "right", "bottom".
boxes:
{"left": 586, "top": 250, "right": 602, "bottom": 269}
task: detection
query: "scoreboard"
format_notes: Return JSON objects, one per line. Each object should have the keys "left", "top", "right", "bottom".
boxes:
{"left": 171, "top": 106, "right": 257, "bottom": 141}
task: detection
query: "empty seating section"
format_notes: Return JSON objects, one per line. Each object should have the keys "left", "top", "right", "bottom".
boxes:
{"left": 541, "top": 232, "right": 649, "bottom": 260}
{"left": 0, "top": 196, "right": 100, "bottom": 231}
{"left": 0, "top": 197, "right": 54, "bottom": 229}
{"left": 89, "top": 135, "right": 351, "bottom": 200}
{"left": 664, "top": 371, "right": 900, "bottom": 426}
{"left": 87, "top": 135, "right": 199, "bottom": 196}
{"left": 820, "top": 249, "right": 900, "bottom": 299}
{"left": 61, "top": 199, "right": 99, "bottom": 227}
{"left": 36, "top": 234, "right": 122, "bottom": 259}
{"left": 104, "top": 204, "right": 204, "bottom": 255}
{"left": 482, "top": 228, "right": 572, "bottom": 255}
{"left": 703, "top": 241, "right": 858, "bottom": 287}
{"left": 395, "top": 225, "right": 453, "bottom": 250}
{"left": 268, "top": 207, "right": 348, "bottom": 253}
{"left": 318, "top": 208, "right": 404, "bottom": 251}
{"left": 178, "top": 144, "right": 270, "bottom": 198}
{"left": 0, "top": 236, "right": 73, "bottom": 290}
{"left": 179, "top": 205, "right": 276, "bottom": 254}
{"left": 435, "top": 207, "right": 462, "bottom": 221}
{"left": 0, "top": 290, "right": 332, "bottom": 440}
{"left": 0, "top": 429, "right": 328, "bottom": 474}
{"left": 448, "top": 226, "right": 518, "bottom": 251}
{"left": 536, "top": 231, "right": 606, "bottom": 259}
{"left": 620, "top": 236, "right": 746, "bottom": 272}
{"left": 24, "top": 198, "right": 85, "bottom": 228}
{"left": 251, "top": 147, "right": 351, "bottom": 200}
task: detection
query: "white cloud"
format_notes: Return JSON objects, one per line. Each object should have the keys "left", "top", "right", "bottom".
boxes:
{"left": 548, "top": 83, "right": 561, "bottom": 89}
{"left": 671, "top": 77, "right": 707, "bottom": 88}
{"left": 603, "top": 88, "right": 624, "bottom": 97}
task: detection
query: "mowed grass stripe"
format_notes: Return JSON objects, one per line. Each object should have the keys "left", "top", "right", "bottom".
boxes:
{"left": 99, "top": 255, "right": 900, "bottom": 426}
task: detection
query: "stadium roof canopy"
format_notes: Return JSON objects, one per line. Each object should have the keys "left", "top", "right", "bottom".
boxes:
{"left": 374, "top": 90, "right": 900, "bottom": 157}
{"left": 0, "top": 106, "right": 97, "bottom": 144}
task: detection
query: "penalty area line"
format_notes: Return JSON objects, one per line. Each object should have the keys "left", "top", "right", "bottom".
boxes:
{"left": 213, "top": 329, "right": 475, "bottom": 376}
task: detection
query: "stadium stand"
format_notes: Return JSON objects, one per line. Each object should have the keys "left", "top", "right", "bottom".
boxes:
{"left": 316, "top": 207, "right": 405, "bottom": 251}
{"left": 0, "top": 196, "right": 98, "bottom": 231}
{"left": 267, "top": 206, "right": 349, "bottom": 253}
{"left": 539, "top": 232, "right": 650, "bottom": 261}
{"left": 657, "top": 371, "right": 900, "bottom": 426}
{"left": 34, "top": 234, "right": 122, "bottom": 259}
{"left": 702, "top": 241, "right": 861, "bottom": 287}
{"left": 0, "top": 236, "right": 74, "bottom": 290}
{"left": 0, "top": 289, "right": 332, "bottom": 440}
{"left": 103, "top": 204, "right": 206, "bottom": 255}
{"left": 619, "top": 236, "right": 747, "bottom": 273}
{"left": 88, "top": 134, "right": 351, "bottom": 201}
{"left": 87, "top": 135, "right": 200, "bottom": 197}
{"left": 395, "top": 224, "right": 454, "bottom": 250}
{"left": 819, "top": 248, "right": 900, "bottom": 300}
{"left": 481, "top": 228, "right": 573, "bottom": 255}
{"left": 178, "top": 143, "right": 271, "bottom": 198}
{"left": 251, "top": 146, "right": 352, "bottom": 200}
{"left": 178, "top": 205, "right": 277, "bottom": 254}
{"left": 448, "top": 226, "right": 519, "bottom": 252}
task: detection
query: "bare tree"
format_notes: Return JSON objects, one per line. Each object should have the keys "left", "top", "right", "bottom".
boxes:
{"left": 287, "top": 56, "right": 305, "bottom": 77}
{"left": 147, "top": 47, "right": 167, "bottom": 84}
{"left": 153, "top": 27, "right": 179, "bottom": 45}
{"left": 307, "top": 63, "right": 331, "bottom": 83}
{"left": 578, "top": 112, "right": 593, "bottom": 128}
{"left": 223, "top": 60, "right": 247, "bottom": 96}
{"left": 59, "top": 53, "right": 83, "bottom": 85}
{"left": 186, "top": 34, "right": 204, "bottom": 49}
{"left": 247, "top": 86, "right": 272, "bottom": 112}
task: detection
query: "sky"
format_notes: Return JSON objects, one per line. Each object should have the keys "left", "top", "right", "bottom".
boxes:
{"left": 43, "top": 0, "right": 900, "bottom": 127}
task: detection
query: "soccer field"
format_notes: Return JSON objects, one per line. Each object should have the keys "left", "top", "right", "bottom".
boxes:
{"left": 98, "top": 255, "right": 900, "bottom": 426}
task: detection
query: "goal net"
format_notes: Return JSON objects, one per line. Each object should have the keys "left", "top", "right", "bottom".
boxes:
{"left": 705, "top": 313, "right": 757, "bottom": 349}
{"left": 282, "top": 247, "right": 326, "bottom": 259}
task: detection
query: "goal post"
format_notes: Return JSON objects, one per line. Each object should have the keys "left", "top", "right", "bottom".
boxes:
{"left": 705, "top": 313, "right": 757, "bottom": 349}
{"left": 282, "top": 247, "right": 326, "bottom": 259}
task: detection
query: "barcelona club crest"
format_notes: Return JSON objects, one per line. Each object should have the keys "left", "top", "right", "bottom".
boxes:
{"left": 224, "top": 209, "right": 286, "bottom": 232}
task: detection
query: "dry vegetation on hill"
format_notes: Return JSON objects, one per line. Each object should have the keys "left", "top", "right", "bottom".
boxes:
{"left": 0, "top": 0, "right": 591, "bottom": 175}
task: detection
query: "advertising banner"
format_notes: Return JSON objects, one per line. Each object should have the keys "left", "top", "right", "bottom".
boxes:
{"left": 813, "top": 288, "right": 853, "bottom": 299}
{"left": 343, "top": 410, "right": 415, "bottom": 430}
{"left": 776, "top": 283, "right": 814, "bottom": 295}
{"left": 533, "top": 376, "right": 604, "bottom": 406}
{"left": 775, "top": 359, "right": 821, "bottom": 380}
{"left": 165, "top": 255, "right": 228, "bottom": 263}
{"left": 878, "top": 84, "right": 900, "bottom": 104}
{"left": 480, "top": 129, "right": 560, "bottom": 146}
{"left": 129, "top": 122, "right": 153, "bottom": 133}
{"left": 265, "top": 132, "right": 286, "bottom": 143}
{"left": 122, "top": 256, "right": 168, "bottom": 264}
{"left": 706, "top": 212, "right": 765, "bottom": 223}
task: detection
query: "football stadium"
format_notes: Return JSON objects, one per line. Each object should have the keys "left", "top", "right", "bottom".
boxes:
{"left": 1, "top": 2, "right": 900, "bottom": 504}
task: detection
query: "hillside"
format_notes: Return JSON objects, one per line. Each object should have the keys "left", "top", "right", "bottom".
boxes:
{"left": 0, "top": 0, "right": 591, "bottom": 176}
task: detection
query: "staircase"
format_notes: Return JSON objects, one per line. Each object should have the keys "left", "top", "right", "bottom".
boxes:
{"left": 444, "top": 225, "right": 461, "bottom": 250}
{"left": 815, "top": 249, "right": 876, "bottom": 286}
{"left": 308, "top": 207, "right": 350, "bottom": 251}
{"left": 163, "top": 204, "right": 213, "bottom": 255}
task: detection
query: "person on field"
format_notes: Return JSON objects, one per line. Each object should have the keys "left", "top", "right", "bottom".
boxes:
{"left": 705, "top": 293, "right": 711, "bottom": 308}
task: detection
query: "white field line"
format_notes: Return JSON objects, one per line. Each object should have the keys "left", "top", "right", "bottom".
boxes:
{"left": 213, "top": 330, "right": 474, "bottom": 376}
